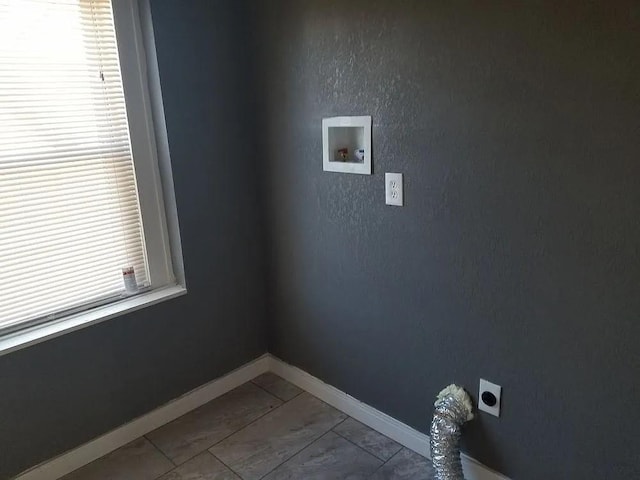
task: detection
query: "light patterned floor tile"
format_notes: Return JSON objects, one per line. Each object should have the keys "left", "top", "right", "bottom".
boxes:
{"left": 262, "top": 431, "right": 382, "bottom": 479}
{"left": 369, "top": 448, "right": 435, "bottom": 480}
{"left": 147, "top": 382, "right": 281, "bottom": 464}
{"left": 333, "top": 418, "right": 402, "bottom": 461}
{"left": 209, "top": 392, "right": 347, "bottom": 480}
{"left": 252, "top": 373, "right": 303, "bottom": 401}
{"left": 158, "top": 452, "right": 240, "bottom": 480}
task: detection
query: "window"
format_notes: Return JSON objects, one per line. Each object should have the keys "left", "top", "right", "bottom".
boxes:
{"left": 0, "top": 0, "right": 179, "bottom": 335}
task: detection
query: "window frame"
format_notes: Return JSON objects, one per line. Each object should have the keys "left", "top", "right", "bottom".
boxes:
{"left": 0, "top": 0, "right": 186, "bottom": 353}
{"left": 113, "top": 0, "right": 174, "bottom": 289}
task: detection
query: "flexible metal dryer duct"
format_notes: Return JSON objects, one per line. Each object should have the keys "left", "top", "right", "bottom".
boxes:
{"left": 430, "top": 385, "right": 475, "bottom": 480}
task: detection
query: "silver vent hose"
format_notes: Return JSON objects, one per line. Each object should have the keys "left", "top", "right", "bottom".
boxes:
{"left": 430, "top": 385, "right": 475, "bottom": 480}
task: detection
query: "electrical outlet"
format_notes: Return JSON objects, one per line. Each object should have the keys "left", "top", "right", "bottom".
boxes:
{"left": 478, "top": 379, "right": 502, "bottom": 417}
{"left": 385, "top": 173, "right": 403, "bottom": 206}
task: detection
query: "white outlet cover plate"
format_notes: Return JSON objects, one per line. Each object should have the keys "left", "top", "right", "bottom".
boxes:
{"left": 385, "top": 172, "right": 403, "bottom": 206}
{"left": 479, "top": 378, "right": 502, "bottom": 417}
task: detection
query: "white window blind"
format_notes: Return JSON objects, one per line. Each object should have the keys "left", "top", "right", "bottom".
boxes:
{"left": 0, "top": 0, "right": 150, "bottom": 330}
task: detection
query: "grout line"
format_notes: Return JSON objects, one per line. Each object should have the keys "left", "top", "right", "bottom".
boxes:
{"left": 254, "top": 429, "right": 340, "bottom": 480}
{"left": 249, "top": 379, "right": 302, "bottom": 403}
{"left": 65, "top": 378, "right": 417, "bottom": 480}
{"left": 145, "top": 382, "right": 287, "bottom": 469}
{"left": 205, "top": 383, "right": 313, "bottom": 452}
{"left": 212, "top": 396, "right": 289, "bottom": 444}
{"left": 367, "top": 447, "right": 406, "bottom": 479}
{"left": 250, "top": 371, "right": 306, "bottom": 403}
{"left": 284, "top": 390, "right": 304, "bottom": 402}
{"left": 204, "top": 387, "right": 371, "bottom": 478}
{"left": 331, "top": 425, "right": 397, "bottom": 463}
{"left": 205, "top": 389, "right": 346, "bottom": 479}
{"left": 168, "top": 400, "right": 286, "bottom": 470}
{"left": 206, "top": 450, "right": 243, "bottom": 479}
{"left": 144, "top": 435, "right": 177, "bottom": 468}
{"left": 330, "top": 417, "right": 348, "bottom": 431}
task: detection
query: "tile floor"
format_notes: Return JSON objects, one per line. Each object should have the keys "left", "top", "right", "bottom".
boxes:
{"left": 62, "top": 373, "right": 435, "bottom": 480}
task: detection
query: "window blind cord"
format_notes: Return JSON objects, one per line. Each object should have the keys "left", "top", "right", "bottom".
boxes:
{"left": 89, "top": 0, "right": 136, "bottom": 278}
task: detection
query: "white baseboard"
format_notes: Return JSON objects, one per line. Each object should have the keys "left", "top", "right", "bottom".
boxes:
{"left": 14, "top": 354, "right": 271, "bottom": 480}
{"left": 16, "top": 353, "right": 509, "bottom": 480}
{"left": 267, "top": 355, "right": 510, "bottom": 480}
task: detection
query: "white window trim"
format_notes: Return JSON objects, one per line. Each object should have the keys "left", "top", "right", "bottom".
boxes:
{"left": 114, "top": 0, "right": 174, "bottom": 288}
{"left": 0, "top": 0, "right": 186, "bottom": 354}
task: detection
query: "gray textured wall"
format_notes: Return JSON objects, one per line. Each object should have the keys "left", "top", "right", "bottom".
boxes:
{"left": 0, "top": 2, "right": 267, "bottom": 478}
{"left": 256, "top": 1, "right": 640, "bottom": 478}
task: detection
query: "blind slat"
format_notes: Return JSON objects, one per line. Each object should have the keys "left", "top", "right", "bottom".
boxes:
{"left": 1, "top": 215, "right": 143, "bottom": 243}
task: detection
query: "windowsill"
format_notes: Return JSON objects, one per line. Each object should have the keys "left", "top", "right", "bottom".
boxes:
{"left": 0, "top": 285, "right": 187, "bottom": 357}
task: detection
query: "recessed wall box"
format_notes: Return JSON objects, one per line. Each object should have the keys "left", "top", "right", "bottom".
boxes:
{"left": 322, "top": 116, "right": 372, "bottom": 175}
